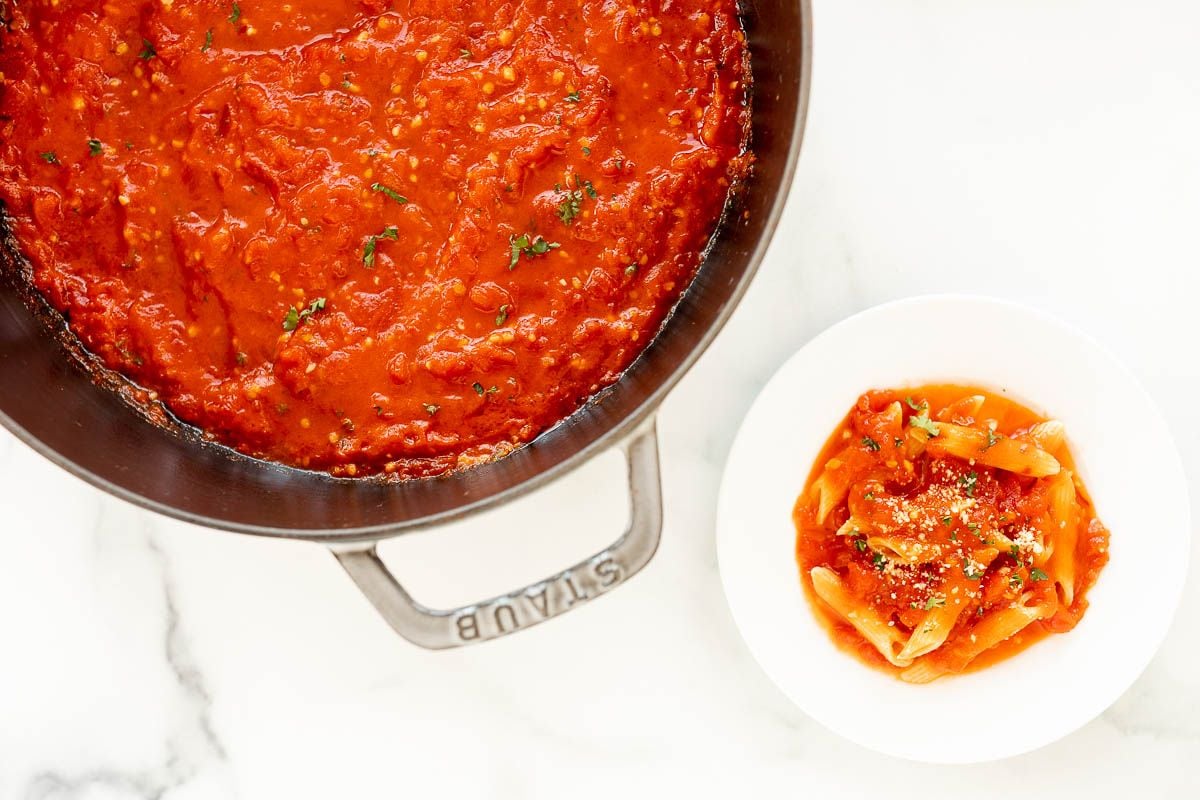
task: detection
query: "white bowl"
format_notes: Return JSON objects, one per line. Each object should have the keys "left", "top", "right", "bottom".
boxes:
{"left": 716, "top": 295, "right": 1190, "bottom": 763}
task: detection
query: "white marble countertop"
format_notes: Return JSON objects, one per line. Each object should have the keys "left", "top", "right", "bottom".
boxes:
{"left": 3, "top": 1, "right": 1199, "bottom": 797}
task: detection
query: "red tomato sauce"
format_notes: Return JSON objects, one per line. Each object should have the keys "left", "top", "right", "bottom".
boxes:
{"left": 794, "top": 385, "right": 1110, "bottom": 680}
{"left": 0, "top": 0, "right": 750, "bottom": 477}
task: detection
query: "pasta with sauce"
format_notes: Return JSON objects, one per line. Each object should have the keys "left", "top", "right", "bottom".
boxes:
{"left": 793, "top": 386, "right": 1110, "bottom": 683}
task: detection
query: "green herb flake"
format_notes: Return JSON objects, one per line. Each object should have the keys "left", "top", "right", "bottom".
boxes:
{"left": 39, "top": 151, "right": 59, "bottom": 165}
{"left": 495, "top": 304, "right": 509, "bottom": 326}
{"left": 1009, "top": 572, "right": 1024, "bottom": 589}
{"left": 282, "top": 297, "right": 326, "bottom": 332}
{"left": 87, "top": 139, "right": 103, "bottom": 157}
{"left": 370, "top": 182, "right": 408, "bottom": 205}
{"left": 557, "top": 192, "right": 582, "bottom": 224}
{"left": 861, "top": 436, "right": 881, "bottom": 451}
{"left": 941, "top": 515, "right": 953, "bottom": 526}
{"left": 460, "top": 49, "right": 472, "bottom": 59}
{"left": 508, "top": 233, "right": 560, "bottom": 269}
{"left": 985, "top": 428, "right": 1000, "bottom": 449}
{"left": 228, "top": 2, "right": 242, "bottom": 24}
{"left": 423, "top": 403, "right": 440, "bottom": 415}
{"left": 564, "top": 90, "right": 581, "bottom": 103}
{"left": 201, "top": 28, "right": 214, "bottom": 52}
{"left": 1030, "top": 568, "right": 1049, "bottom": 582}
{"left": 138, "top": 38, "right": 156, "bottom": 60}
{"left": 923, "top": 596, "right": 946, "bottom": 611}
{"left": 581, "top": 145, "right": 591, "bottom": 156}
{"left": 960, "top": 470, "right": 978, "bottom": 498}
{"left": 910, "top": 411, "right": 940, "bottom": 437}
{"left": 863, "top": 491, "right": 875, "bottom": 501}
{"left": 905, "top": 395, "right": 923, "bottom": 410}
{"left": 872, "top": 552, "right": 886, "bottom": 570}
{"left": 362, "top": 226, "right": 400, "bottom": 267}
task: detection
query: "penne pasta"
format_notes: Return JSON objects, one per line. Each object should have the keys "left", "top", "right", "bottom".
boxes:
{"left": 897, "top": 598, "right": 963, "bottom": 661}
{"left": 810, "top": 461, "right": 851, "bottom": 525}
{"left": 1028, "top": 420, "right": 1066, "bottom": 455}
{"left": 935, "top": 394, "right": 985, "bottom": 423}
{"left": 866, "top": 535, "right": 944, "bottom": 565}
{"left": 794, "top": 385, "right": 1110, "bottom": 684}
{"left": 901, "top": 595, "right": 1056, "bottom": 684}
{"left": 810, "top": 567, "right": 913, "bottom": 667}
{"left": 926, "top": 422, "right": 1060, "bottom": 477}
{"left": 1045, "top": 470, "right": 1079, "bottom": 606}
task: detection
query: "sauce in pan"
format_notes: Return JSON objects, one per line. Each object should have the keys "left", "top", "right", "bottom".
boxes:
{"left": 0, "top": 0, "right": 751, "bottom": 477}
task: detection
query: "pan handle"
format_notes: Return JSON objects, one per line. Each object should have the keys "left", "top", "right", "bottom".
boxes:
{"left": 330, "top": 421, "right": 662, "bottom": 649}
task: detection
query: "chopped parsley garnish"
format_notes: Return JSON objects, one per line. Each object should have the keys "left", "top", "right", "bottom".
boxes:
{"left": 39, "top": 151, "right": 59, "bottom": 165}
{"left": 555, "top": 176, "right": 597, "bottom": 224}
{"left": 985, "top": 428, "right": 1000, "bottom": 449}
{"left": 1009, "top": 572, "right": 1024, "bottom": 589}
{"left": 423, "top": 403, "right": 440, "bottom": 415}
{"left": 234, "top": 351, "right": 247, "bottom": 366}
{"left": 508, "top": 233, "right": 559, "bottom": 268}
{"left": 872, "top": 552, "right": 886, "bottom": 570}
{"left": 863, "top": 491, "right": 875, "bottom": 500}
{"left": 201, "top": 29, "right": 214, "bottom": 52}
{"left": 557, "top": 191, "right": 582, "bottom": 224}
{"left": 495, "top": 304, "right": 509, "bottom": 326}
{"left": 905, "top": 395, "right": 923, "bottom": 410}
{"left": 362, "top": 226, "right": 399, "bottom": 267}
{"left": 87, "top": 139, "right": 103, "bottom": 157}
{"left": 964, "top": 563, "right": 984, "bottom": 581}
{"left": 282, "top": 297, "right": 326, "bottom": 331}
{"left": 473, "top": 382, "right": 485, "bottom": 395}
{"left": 941, "top": 515, "right": 953, "bottom": 526}
{"left": 960, "top": 470, "right": 978, "bottom": 497}
{"left": 924, "top": 596, "right": 946, "bottom": 611}
{"left": 910, "top": 411, "right": 940, "bottom": 437}
{"left": 852, "top": 537, "right": 867, "bottom": 553}
{"left": 582, "top": 145, "right": 591, "bottom": 156}
{"left": 138, "top": 38, "right": 156, "bottom": 60}
{"left": 1030, "top": 568, "right": 1049, "bottom": 582}
{"left": 1009, "top": 545, "right": 1022, "bottom": 560}
{"left": 949, "top": 531, "right": 959, "bottom": 542}
{"left": 861, "top": 436, "right": 881, "bottom": 451}
{"left": 565, "top": 91, "right": 581, "bottom": 102}
{"left": 228, "top": 2, "right": 242, "bottom": 24}
{"left": 370, "top": 182, "right": 408, "bottom": 205}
